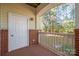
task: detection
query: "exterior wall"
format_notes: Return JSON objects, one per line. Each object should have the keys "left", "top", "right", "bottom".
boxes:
{"left": 75, "top": 3, "right": 79, "bottom": 55}
{"left": 0, "top": 3, "right": 36, "bottom": 55}
{"left": 1, "top": 3, "right": 36, "bottom": 30}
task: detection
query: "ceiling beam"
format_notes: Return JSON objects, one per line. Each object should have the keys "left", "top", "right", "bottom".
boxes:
{"left": 26, "top": 3, "right": 40, "bottom": 8}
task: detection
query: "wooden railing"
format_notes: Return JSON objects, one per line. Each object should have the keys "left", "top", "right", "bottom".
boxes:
{"left": 38, "top": 32, "right": 75, "bottom": 56}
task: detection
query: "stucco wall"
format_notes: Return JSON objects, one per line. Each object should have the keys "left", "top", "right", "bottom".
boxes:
{"left": 0, "top": 3, "right": 36, "bottom": 30}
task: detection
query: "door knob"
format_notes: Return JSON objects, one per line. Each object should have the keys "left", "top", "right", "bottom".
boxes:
{"left": 11, "top": 34, "right": 14, "bottom": 37}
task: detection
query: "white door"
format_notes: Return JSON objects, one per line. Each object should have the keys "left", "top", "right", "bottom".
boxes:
{"left": 8, "top": 12, "right": 29, "bottom": 52}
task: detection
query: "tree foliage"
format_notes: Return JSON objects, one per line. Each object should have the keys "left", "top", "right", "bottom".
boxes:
{"left": 41, "top": 4, "right": 75, "bottom": 33}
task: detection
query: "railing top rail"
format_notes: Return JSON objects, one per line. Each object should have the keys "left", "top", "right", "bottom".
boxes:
{"left": 38, "top": 32, "right": 75, "bottom": 35}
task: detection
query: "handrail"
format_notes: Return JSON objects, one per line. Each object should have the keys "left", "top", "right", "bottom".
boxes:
{"left": 38, "top": 32, "right": 75, "bottom": 56}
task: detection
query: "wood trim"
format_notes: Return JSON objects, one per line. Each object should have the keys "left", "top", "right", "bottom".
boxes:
{"left": 0, "top": 29, "right": 39, "bottom": 55}
{"left": 75, "top": 29, "right": 79, "bottom": 55}
{"left": 1, "top": 30, "right": 8, "bottom": 56}
{"left": 29, "top": 30, "right": 39, "bottom": 46}
{"left": 0, "top": 30, "right": 1, "bottom": 55}
{"left": 39, "top": 32, "right": 74, "bottom": 35}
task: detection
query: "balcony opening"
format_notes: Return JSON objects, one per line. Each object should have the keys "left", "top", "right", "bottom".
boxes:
{"left": 38, "top": 3, "right": 75, "bottom": 56}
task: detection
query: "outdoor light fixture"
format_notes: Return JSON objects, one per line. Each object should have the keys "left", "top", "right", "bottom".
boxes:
{"left": 30, "top": 17, "right": 33, "bottom": 21}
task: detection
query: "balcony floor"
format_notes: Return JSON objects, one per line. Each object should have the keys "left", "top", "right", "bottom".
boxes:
{"left": 5, "top": 45, "right": 57, "bottom": 56}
